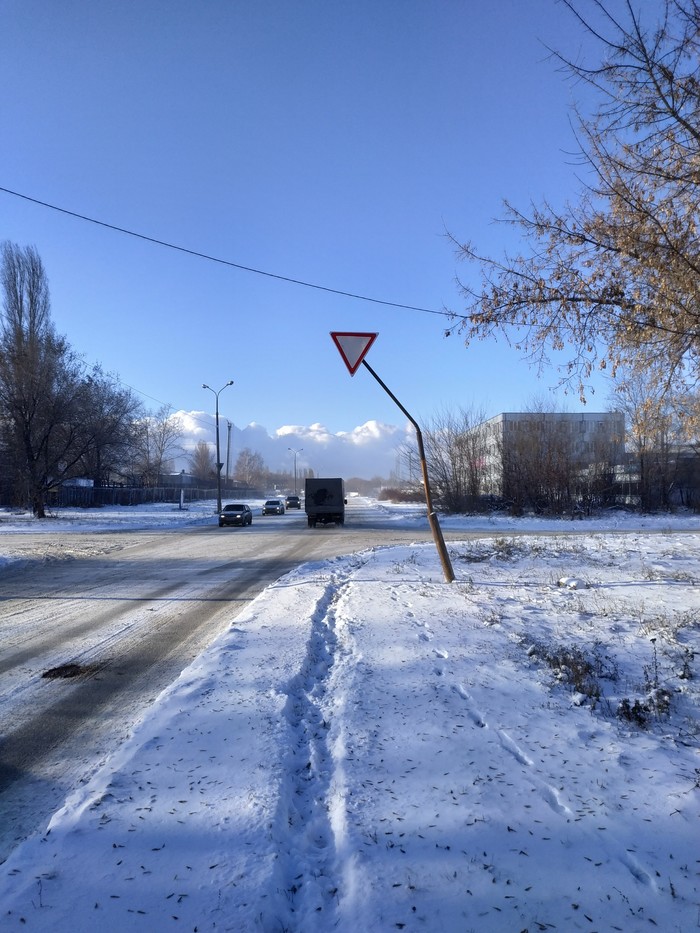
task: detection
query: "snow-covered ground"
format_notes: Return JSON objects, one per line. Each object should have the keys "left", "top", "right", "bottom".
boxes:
{"left": 0, "top": 500, "right": 698, "bottom": 932}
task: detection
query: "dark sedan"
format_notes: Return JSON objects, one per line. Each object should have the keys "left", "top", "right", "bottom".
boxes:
{"left": 219, "top": 503, "right": 253, "bottom": 527}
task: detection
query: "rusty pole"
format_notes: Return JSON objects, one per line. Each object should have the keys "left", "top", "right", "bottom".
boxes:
{"left": 361, "top": 360, "right": 455, "bottom": 583}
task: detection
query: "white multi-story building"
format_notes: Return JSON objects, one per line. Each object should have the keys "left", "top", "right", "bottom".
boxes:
{"left": 477, "top": 411, "right": 626, "bottom": 497}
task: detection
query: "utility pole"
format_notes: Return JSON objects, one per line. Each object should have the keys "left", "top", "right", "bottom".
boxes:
{"left": 226, "top": 420, "right": 232, "bottom": 486}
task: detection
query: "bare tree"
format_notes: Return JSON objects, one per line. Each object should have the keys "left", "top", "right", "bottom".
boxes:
{"left": 76, "top": 365, "right": 144, "bottom": 486}
{"left": 485, "top": 402, "right": 622, "bottom": 514}
{"left": 495, "top": 418, "right": 578, "bottom": 515}
{"left": 575, "top": 429, "right": 620, "bottom": 512}
{"left": 450, "top": 0, "right": 700, "bottom": 405}
{"left": 0, "top": 242, "right": 87, "bottom": 515}
{"left": 418, "top": 406, "right": 487, "bottom": 513}
{"left": 522, "top": 400, "right": 579, "bottom": 514}
{"left": 130, "top": 405, "right": 184, "bottom": 486}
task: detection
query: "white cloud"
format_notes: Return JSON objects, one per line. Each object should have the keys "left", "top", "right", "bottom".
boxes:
{"left": 345, "top": 419, "right": 402, "bottom": 445}
{"left": 174, "top": 410, "right": 212, "bottom": 446}
{"left": 172, "top": 411, "right": 412, "bottom": 479}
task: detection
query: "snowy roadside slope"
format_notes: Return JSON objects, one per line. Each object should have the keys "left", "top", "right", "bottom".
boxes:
{"left": 0, "top": 567, "right": 329, "bottom": 929}
{"left": 0, "top": 534, "right": 698, "bottom": 932}
{"left": 327, "top": 540, "right": 700, "bottom": 932}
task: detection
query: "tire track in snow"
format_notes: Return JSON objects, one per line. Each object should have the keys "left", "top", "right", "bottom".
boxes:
{"left": 267, "top": 571, "right": 360, "bottom": 932}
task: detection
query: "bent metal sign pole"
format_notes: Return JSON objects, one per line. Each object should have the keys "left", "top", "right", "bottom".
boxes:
{"left": 330, "top": 332, "right": 455, "bottom": 584}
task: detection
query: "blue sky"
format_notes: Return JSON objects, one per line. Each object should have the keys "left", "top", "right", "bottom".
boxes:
{"left": 1, "top": 0, "right": 611, "bottom": 478}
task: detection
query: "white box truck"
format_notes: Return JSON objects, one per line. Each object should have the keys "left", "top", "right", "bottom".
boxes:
{"left": 305, "top": 477, "right": 346, "bottom": 527}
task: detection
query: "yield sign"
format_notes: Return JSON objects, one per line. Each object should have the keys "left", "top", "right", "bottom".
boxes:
{"left": 331, "top": 331, "right": 378, "bottom": 375}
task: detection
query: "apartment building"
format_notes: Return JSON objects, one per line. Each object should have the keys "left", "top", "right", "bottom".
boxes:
{"left": 477, "top": 411, "right": 626, "bottom": 497}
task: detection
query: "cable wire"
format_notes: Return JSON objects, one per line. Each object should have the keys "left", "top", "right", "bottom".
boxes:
{"left": 0, "top": 185, "right": 452, "bottom": 318}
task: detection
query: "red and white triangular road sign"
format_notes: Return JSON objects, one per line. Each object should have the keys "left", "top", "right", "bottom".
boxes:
{"left": 331, "top": 331, "right": 378, "bottom": 375}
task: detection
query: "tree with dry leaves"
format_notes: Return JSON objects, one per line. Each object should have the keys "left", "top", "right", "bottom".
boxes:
{"left": 611, "top": 367, "right": 690, "bottom": 508}
{"left": 451, "top": 0, "right": 700, "bottom": 406}
{"left": 188, "top": 440, "right": 216, "bottom": 483}
{"left": 233, "top": 447, "right": 267, "bottom": 491}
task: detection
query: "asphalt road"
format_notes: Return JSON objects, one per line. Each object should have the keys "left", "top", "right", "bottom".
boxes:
{"left": 0, "top": 503, "right": 454, "bottom": 862}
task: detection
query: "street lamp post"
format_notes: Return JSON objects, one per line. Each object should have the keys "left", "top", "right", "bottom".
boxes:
{"left": 288, "top": 446, "right": 303, "bottom": 495}
{"left": 202, "top": 380, "right": 234, "bottom": 513}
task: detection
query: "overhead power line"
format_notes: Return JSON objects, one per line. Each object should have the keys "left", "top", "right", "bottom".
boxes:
{"left": 0, "top": 185, "right": 452, "bottom": 318}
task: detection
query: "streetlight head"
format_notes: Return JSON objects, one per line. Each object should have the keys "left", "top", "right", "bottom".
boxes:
{"left": 226, "top": 380, "right": 234, "bottom": 386}
{"left": 202, "top": 383, "right": 210, "bottom": 389}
